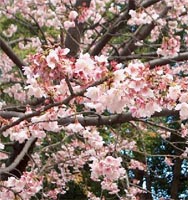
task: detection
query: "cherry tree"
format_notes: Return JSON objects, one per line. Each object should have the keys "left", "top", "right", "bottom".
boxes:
{"left": 0, "top": 0, "right": 188, "bottom": 199}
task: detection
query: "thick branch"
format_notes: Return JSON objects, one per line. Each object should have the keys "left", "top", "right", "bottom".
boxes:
{"left": 109, "top": 52, "right": 158, "bottom": 61}
{"left": 0, "top": 137, "right": 36, "bottom": 180}
{"left": 0, "top": 36, "right": 26, "bottom": 71}
{"left": 0, "top": 109, "right": 179, "bottom": 127}
{"left": 140, "top": 0, "right": 161, "bottom": 7}
{"left": 58, "top": 109, "right": 179, "bottom": 126}
{"left": 147, "top": 52, "right": 188, "bottom": 68}
{"left": 170, "top": 158, "right": 182, "bottom": 199}
{"left": 0, "top": 111, "right": 25, "bottom": 119}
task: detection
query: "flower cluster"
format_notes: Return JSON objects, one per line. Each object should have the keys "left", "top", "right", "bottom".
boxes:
{"left": 128, "top": 8, "right": 159, "bottom": 26}
{"left": 90, "top": 156, "right": 125, "bottom": 194}
{"left": 157, "top": 36, "right": 181, "bottom": 57}
{"left": 2, "top": 24, "right": 17, "bottom": 38}
{"left": 24, "top": 48, "right": 109, "bottom": 100}
{"left": 1, "top": 0, "right": 188, "bottom": 199}
{"left": 84, "top": 61, "right": 178, "bottom": 118}
{"left": 0, "top": 171, "right": 43, "bottom": 200}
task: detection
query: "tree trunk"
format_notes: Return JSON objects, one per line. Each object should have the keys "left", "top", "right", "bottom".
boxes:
{"left": 170, "top": 158, "right": 182, "bottom": 199}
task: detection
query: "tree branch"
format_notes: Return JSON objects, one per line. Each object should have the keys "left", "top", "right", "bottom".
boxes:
{"left": 109, "top": 52, "right": 158, "bottom": 61}
{"left": 146, "top": 52, "right": 188, "bottom": 68}
{"left": 0, "top": 137, "right": 36, "bottom": 180}
{"left": 140, "top": 0, "right": 161, "bottom": 8}
{"left": 0, "top": 109, "right": 179, "bottom": 127}
{"left": 0, "top": 111, "right": 25, "bottom": 119}
{"left": 0, "top": 108, "right": 179, "bottom": 181}
{"left": 58, "top": 109, "right": 179, "bottom": 126}
{"left": 0, "top": 36, "right": 26, "bottom": 71}
{"left": 170, "top": 158, "right": 182, "bottom": 199}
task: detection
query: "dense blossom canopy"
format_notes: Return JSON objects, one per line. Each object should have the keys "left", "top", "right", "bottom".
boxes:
{"left": 0, "top": 0, "right": 188, "bottom": 199}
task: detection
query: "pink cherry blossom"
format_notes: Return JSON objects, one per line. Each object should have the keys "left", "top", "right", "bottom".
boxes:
{"left": 90, "top": 156, "right": 125, "bottom": 193}
{"left": 68, "top": 10, "right": 78, "bottom": 20}
{"left": 157, "top": 36, "right": 181, "bottom": 57}
{"left": 64, "top": 20, "right": 75, "bottom": 29}
{"left": 0, "top": 152, "right": 8, "bottom": 160}
{"left": 2, "top": 171, "right": 43, "bottom": 200}
{"left": 129, "top": 160, "right": 146, "bottom": 171}
{"left": 175, "top": 102, "right": 188, "bottom": 120}
{"left": 1, "top": 1, "right": 188, "bottom": 199}
{"left": 2, "top": 24, "right": 17, "bottom": 37}
{"left": 46, "top": 49, "right": 59, "bottom": 70}
{"left": 167, "top": 85, "right": 181, "bottom": 101}
{"left": 65, "top": 122, "right": 84, "bottom": 134}
{"left": 164, "top": 157, "right": 174, "bottom": 166}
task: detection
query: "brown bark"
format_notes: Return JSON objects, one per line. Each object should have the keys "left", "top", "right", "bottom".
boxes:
{"left": 90, "top": 0, "right": 162, "bottom": 56}
{"left": 64, "top": 0, "right": 91, "bottom": 56}
{"left": 65, "top": 24, "right": 84, "bottom": 56}
{"left": 140, "top": 0, "right": 161, "bottom": 8}
{"left": 169, "top": 132, "right": 186, "bottom": 199}
{"left": 170, "top": 158, "right": 182, "bottom": 199}
{"left": 0, "top": 137, "right": 36, "bottom": 180}
{"left": 0, "top": 109, "right": 179, "bottom": 127}
{"left": 147, "top": 52, "right": 188, "bottom": 69}
{"left": 90, "top": 0, "right": 134, "bottom": 56}
{"left": 0, "top": 36, "right": 26, "bottom": 71}
{"left": 118, "top": 23, "right": 155, "bottom": 58}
